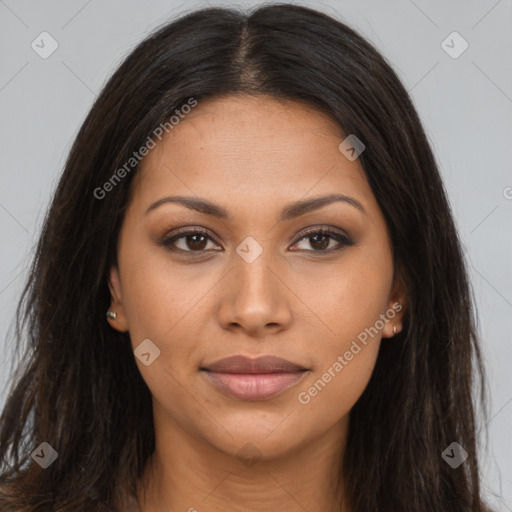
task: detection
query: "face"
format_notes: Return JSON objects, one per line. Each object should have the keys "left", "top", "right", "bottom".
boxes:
{"left": 108, "top": 95, "right": 406, "bottom": 461}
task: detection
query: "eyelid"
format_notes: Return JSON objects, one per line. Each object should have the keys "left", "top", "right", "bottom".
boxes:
{"left": 295, "top": 225, "right": 351, "bottom": 242}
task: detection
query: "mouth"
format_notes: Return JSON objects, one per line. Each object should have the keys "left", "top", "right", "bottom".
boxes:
{"left": 200, "top": 355, "right": 310, "bottom": 401}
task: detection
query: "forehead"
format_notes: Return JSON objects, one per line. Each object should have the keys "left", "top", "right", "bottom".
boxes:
{"left": 131, "top": 95, "right": 374, "bottom": 213}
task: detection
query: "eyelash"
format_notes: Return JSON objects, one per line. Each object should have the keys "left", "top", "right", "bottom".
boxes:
{"left": 158, "top": 226, "right": 354, "bottom": 255}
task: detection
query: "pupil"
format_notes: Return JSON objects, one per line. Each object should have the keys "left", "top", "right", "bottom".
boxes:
{"left": 311, "top": 234, "right": 328, "bottom": 250}
{"left": 189, "top": 235, "right": 207, "bottom": 250}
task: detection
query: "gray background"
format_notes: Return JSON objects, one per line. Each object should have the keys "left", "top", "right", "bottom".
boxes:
{"left": 0, "top": 0, "right": 511, "bottom": 509}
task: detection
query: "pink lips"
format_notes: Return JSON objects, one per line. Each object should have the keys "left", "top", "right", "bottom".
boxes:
{"left": 201, "top": 355, "right": 309, "bottom": 401}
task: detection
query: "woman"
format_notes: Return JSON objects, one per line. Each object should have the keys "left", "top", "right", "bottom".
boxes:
{"left": 0, "top": 4, "right": 493, "bottom": 511}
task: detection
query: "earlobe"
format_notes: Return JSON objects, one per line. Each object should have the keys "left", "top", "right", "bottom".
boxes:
{"left": 106, "top": 266, "right": 129, "bottom": 332}
{"left": 383, "top": 272, "right": 408, "bottom": 339}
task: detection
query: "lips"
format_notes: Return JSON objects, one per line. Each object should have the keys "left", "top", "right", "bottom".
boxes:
{"left": 200, "top": 355, "right": 309, "bottom": 401}
{"left": 202, "top": 355, "right": 308, "bottom": 373}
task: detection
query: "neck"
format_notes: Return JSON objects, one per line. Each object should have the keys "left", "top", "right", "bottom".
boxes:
{"left": 136, "top": 411, "right": 351, "bottom": 512}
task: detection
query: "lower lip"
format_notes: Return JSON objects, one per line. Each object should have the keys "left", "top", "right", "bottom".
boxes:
{"left": 202, "top": 371, "right": 308, "bottom": 401}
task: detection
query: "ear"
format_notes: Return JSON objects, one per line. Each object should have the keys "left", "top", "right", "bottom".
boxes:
{"left": 381, "top": 270, "right": 408, "bottom": 339}
{"left": 106, "top": 265, "right": 129, "bottom": 332}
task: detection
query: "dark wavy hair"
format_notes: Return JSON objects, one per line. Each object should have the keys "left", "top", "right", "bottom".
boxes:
{"left": 0, "top": 3, "right": 492, "bottom": 511}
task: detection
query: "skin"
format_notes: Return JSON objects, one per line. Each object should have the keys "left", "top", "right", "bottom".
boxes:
{"left": 107, "top": 95, "right": 407, "bottom": 512}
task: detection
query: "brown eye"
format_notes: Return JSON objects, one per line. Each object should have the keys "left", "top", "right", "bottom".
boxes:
{"left": 180, "top": 233, "right": 209, "bottom": 251}
{"left": 290, "top": 228, "right": 353, "bottom": 253}
{"left": 160, "top": 228, "right": 222, "bottom": 253}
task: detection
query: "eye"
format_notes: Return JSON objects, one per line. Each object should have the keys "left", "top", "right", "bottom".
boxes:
{"left": 290, "top": 227, "right": 354, "bottom": 253}
{"left": 159, "top": 227, "right": 222, "bottom": 253}
{"left": 159, "top": 226, "right": 354, "bottom": 254}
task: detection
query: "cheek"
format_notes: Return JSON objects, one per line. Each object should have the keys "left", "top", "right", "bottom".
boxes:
{"left": 295, "top": 342, "right": 380, "bottom": 430}
{"left": 292, "top": 248, "right": 391, "bottom": 411}
{"left": 117, "top": 243, "right": 210, "bottom": 379}
{"left": 332, "top": 272, "right": 390, "bottom": 336}
{"left": 118, "top": 240, "right": 198, "bottom": 340}
{"left": 296, "top": 252, "right": 393, "bottom": 343}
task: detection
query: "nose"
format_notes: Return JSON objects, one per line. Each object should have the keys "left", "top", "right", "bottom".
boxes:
{"left": 216, "top": 248, "right": 293, "bottom": 337}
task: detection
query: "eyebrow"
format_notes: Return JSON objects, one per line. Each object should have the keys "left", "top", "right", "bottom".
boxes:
{"left": 145, "top": 193, "right": 366, "bottom": 220}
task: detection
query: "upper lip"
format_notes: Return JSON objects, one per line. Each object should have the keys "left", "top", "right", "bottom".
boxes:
{"left": 201, "top": 355, "right": 308, "bottom": 374}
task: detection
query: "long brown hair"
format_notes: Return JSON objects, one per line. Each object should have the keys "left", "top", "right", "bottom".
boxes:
{"left": 0, "top": 4, "right": 492, "bottom": 511}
